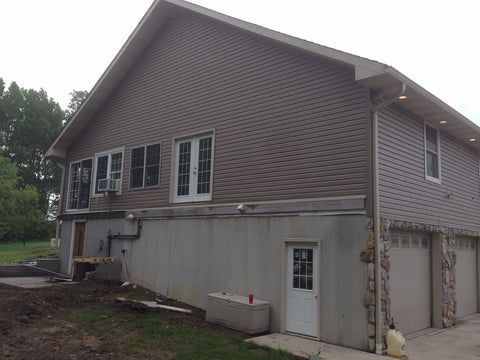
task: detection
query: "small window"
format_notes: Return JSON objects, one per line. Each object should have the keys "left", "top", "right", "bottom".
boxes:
{"left": 130, "top": 143, "right": 161, "bottom": 189}
{"left": 94, "top": 150, "right": 123, "bottom": 194}
{"left": 411, "top": 236, "right": 419, "bottom": 249}
{"left": 67, "top": 159, "right": 93, "bottom": 210}
{"left": 173, "top": 133, "right": 213, "bottom": 203}
{"left": 425, "top": 124, "right": 440, "bottom": 182}
{"left": 457, "top": 240, "right": 464, "bottom": 251}
{"left": 391, "top": 234, "right": 400, "bottom": 249}
{"left": 421, "top": 237, "right": 429, "bottom": 250}
{"left": 392, "top": 233, "right": 429, "bottom": 251}
{"left": 293, "top": 248, "right": 313, "bottom": 290}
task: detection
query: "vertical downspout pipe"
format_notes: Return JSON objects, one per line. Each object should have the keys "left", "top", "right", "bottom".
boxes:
{"left": 373, "top": 83, "right": 406, "bottom": 354}
{"left": 55, "top": 162, "right": 66, "bottom": 243}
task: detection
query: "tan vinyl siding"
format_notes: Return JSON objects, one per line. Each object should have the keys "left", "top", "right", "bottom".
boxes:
{"left": 378, "top": 106, "right": 480, "bottom": 230}
{"left": 64, "top": 10, "right": 369, "bottom": 212}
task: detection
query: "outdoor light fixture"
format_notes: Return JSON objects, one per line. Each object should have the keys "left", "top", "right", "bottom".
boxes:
{"left": 398, "top": 95, "right": 407, "bottom": 100}
{"left": 469, "top": 138, "right": 476, "bottom": 142}
{"left": 440, "top": 120, "right": 447, "bottom": 124}
{"left": 126, "top": 213, "right": 135, "bottom": 221}
{"left": 237, "top": 204, "right": 245, "bottom": 212}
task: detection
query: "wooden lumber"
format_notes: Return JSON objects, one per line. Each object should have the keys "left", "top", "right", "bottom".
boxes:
{"left": 116, "top": 297, "right": 192, "bottom": 314}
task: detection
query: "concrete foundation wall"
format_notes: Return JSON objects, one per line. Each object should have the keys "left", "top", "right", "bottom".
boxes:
{"left": 59, "top": 213, "right": 368, "bottom": 349}
{"left": 84, "top": 219, "right": 125, "bottom": 258}
{"left": 59, "top": 221, "right": 73, "bottom": 274}
{"left": 59, "top": 219, "right": 125, "bottom": 274}
{"left": 115, "top": 213, "right": 369, "bottom": 350}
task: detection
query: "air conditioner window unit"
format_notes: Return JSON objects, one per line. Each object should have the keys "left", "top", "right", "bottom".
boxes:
{"left": 98, "top": 178, "right": 120, "bottom": 192}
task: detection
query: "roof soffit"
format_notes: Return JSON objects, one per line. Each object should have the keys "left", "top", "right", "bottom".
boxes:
{"left": 356, "top": 67, "right": 480, "bottom": 151}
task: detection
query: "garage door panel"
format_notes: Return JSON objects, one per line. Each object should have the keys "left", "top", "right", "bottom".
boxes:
{"left": 456, "top": 238, "right": 478, "bottom": 318}
{"left": 390, "top": 233, "right": 431, "bottom": 334}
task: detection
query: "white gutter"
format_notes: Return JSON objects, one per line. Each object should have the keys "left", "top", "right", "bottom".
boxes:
{"left": 372, "top": 83, "right": 406, "bottom": 354}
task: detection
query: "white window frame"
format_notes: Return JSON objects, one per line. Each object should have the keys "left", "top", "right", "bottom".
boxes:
{"left": 66, "top": 157, "right": 93, "bottom": 211}
{"left": 172, "top": 132, "right": 214, "bottom": 203}
{"left": 93, "top": 148, "right": 124, "bottom": 196}
{"left": 129, "top": 142, "right": 162, "bottom": 189}
{"left": 424, "top": 123, "right": 441, "bottom": 183}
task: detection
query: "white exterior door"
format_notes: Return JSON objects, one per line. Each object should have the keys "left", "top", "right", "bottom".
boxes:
{"left": 456, "top": 238, "right": 478, "bottom": 318}
{"left": 286, "top": 244, "right": 318, "bottom": 337}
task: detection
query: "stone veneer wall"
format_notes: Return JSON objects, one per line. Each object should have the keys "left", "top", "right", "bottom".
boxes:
{"left": 360, "top": 218, "right": 376, "bottom": 352}
{"left": 360, "top": 217, "right": 480, "bottom": 352}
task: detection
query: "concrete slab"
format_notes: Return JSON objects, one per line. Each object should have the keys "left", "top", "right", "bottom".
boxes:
{"left": 247, "top": 333, "right": 387, "bottom": 359}
{"left": 404, "top": 313, "right": 480, "bottom": 360}
{"left": 249, "top": 314, "right": 480, "bottom": 359}
{"left": 0, "top": 276, "right": 73, "bottom": 288}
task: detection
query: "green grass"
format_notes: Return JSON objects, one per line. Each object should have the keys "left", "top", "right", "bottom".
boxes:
{"left": 0, "top": 241, "right": 58, "bottom": 263}
{"left": 64, "top": 305, "right": 297, "bottom": 360}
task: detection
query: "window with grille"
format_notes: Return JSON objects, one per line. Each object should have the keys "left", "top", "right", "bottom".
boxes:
{"left": 130, "top": 143, "right": 161, "bottom": 189}
{"left": 94, "top": 150, "right": 123, "bottom": 194}
{"left": 425, "top": 124, "right": 441, "bottom": 182}
{"left": 67, "top": 159, "right": 92, "bottom": 210}
{"left": 292, "top": 248, "right": 314, "bottom": 290}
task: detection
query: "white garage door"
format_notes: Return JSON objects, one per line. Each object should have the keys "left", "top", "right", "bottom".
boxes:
{"left": 390, "top": 233, "right": 431, "bottom": 334}
{"left": 456, "top": 238, "right": 478, "bottom": 318}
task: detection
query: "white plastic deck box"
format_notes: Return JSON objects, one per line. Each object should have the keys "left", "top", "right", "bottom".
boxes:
{"left": 206, "top": 292, "right": 270, "bottom": 334}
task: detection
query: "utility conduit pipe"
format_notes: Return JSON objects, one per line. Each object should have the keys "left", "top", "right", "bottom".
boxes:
{"left": 373, "top": 83, "right": 406, "bottom": 354}
{"left": 107, "top": 218, "right": 143, "bottom": 257}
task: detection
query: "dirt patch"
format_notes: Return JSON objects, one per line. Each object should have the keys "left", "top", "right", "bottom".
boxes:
{"left": 0, "top": 279, "right": 249, "bottom": 359}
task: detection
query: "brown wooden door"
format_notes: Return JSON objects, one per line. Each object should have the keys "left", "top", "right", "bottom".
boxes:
{"left": 73, "top": 222, "right": 86, "bottom": 257}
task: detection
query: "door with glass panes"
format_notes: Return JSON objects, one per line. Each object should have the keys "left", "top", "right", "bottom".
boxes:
{"left": 286, "top": 244, "right": 318, "bottom": 337}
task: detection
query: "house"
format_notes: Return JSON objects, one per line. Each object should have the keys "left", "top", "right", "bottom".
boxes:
{"left": 46, "top": 0, "right": 480, "bottom": 353}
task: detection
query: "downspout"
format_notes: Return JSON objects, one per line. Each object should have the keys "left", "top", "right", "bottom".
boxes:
{"left": 373, "top": 83, "right": 406, "bottom": 354}
{"left": 55, "top": 162, "right": 66, "bottom": 243}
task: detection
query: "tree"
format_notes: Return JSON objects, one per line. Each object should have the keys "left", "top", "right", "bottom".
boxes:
{"left": 0, "top": 155, "right": 49, "bottom": 243}
{"left": 0, "top": 79, "right": 64, "bottom": 216}
{"left": 64, "top": 89, "right": 88, "bottom": 123}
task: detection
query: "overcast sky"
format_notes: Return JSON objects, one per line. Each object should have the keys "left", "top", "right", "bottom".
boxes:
{"left": 1, "top": 0, "right": 479, "bottom": 127}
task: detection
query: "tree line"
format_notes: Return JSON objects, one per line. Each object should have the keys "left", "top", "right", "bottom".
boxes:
{"left": 0, "top": 78, "right": 87, "bottom": 243}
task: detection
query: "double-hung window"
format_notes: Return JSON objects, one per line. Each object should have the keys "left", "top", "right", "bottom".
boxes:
{"left": 67, "top": 159, "right": 92, "bottom": 210}
{"left": 94, "top": 150, "right": 123, "bottom": 194}
{"left": 425, "top": 124, "right": 440, "bottom": 182}
{"left": 130, "top": 143, "right": 161, "bottom": 189}
{"left": 174, "top": 133, "right": 213, "bottom": 202}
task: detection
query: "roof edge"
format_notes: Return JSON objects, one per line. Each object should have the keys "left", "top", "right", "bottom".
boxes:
{"left": 387, "top": 67, "right": 480, "bottom": 134}
{"left": 167, "top": 0, "right": 388, "bottom": 73}
{"left": 46, "top": 0, "right": 480, "bottom": 157}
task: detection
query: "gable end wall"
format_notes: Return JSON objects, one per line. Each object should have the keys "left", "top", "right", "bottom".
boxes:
{"left": 64, "top": 10, "right": 369, "bottom": 213}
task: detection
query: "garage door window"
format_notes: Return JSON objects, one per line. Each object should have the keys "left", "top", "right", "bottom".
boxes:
{"left": 391, "top": 233, "right": 429, "bottom": 250}
{"left": 456, "top": 240, "right": 476, "bottom": 252}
